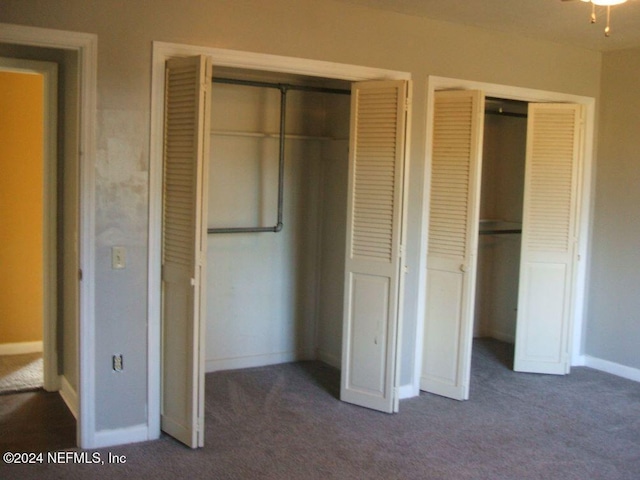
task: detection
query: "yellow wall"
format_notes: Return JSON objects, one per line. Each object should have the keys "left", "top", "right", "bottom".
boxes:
{"left": 0, "top": 70, "right": 44, "bottom": 344}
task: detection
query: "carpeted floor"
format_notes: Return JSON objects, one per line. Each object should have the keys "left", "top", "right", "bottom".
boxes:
{"left": 0, "top": 353, "right": 43, "bottom": 395}
{"left": 1, "top": 338, "right": 639, "bottom": 479}
{"left": 0, "top": 390, "right": 76, "bottom": 453}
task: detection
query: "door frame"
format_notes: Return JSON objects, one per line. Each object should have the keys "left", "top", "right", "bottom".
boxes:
{"left": 148, "top": 41, "right": 410, "bottom": 439}
{"left": 0, "top": 23, "right": 98, "bottom": 448}
{"left": 0, "top": 57, "right": 58, "bottom": 392}
{"left": 418, "top": 76, "right": 595, "bottom": 388}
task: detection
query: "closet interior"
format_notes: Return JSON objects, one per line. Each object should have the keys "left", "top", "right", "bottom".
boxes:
{"left": 473, "top": 98, "right": 528, "bottom": 346}
{"left": 205, "top": 67, "right": 352, "bottom": 374}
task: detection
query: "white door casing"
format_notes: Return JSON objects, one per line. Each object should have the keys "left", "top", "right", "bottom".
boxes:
{"left": 341, "top": 80, "right": 409, "bottom": 413}
{"left": 149, "top": 43, "right": 413, "bottom": 440}
{"left": 161, "top": 55, "right": 212, "bottom": 448}
{"left": 420, "top": 90, "right": 485, "bottom": 401}
{"left": 514, "top": 103, "right": 582, "bottom": 375}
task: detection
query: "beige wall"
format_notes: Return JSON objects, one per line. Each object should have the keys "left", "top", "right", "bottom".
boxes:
{"left": 0, "top": 0, "right": 603, "bottom": 432}
{"left": 0, "top": 70, "right": 44, "bottom": 345}
{"left": 586, "top": 46, "right": 640, "bottom": 369}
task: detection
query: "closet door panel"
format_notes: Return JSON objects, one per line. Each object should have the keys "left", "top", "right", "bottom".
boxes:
{"left": 423, "top": 268, "right": 464, "bottom": 394}
{"left": 421, "top": 90, "right": 484, "bottom": 401}
{"left": 161, "top": 55, "right": 211, "bottom": 448}
{"left": 341, "top": 80, "right": 409, "bottom": 413}
{"left": 517, "top": 262, "right": 567, "bottom": 368}
{"left": 514, "top": 103, "right": 581, "bottom": 375}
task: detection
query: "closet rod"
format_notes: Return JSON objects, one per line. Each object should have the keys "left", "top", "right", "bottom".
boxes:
{"left": 208, "top": 79, "right": 288, "bottom": 234}
{"left": 479, "top": 229, "right": 522, "bottom": 235}
{"left": 208, "top": 77, "right": 350, "bottom": 235}
{"left": 485, "top": 110, "right": 527, "bottom": 119}
{"left": 209, "top": 76, "right": 350, "bottom": 234}
{"left": 212, "top": 76, "right": 351, "bottom": 96}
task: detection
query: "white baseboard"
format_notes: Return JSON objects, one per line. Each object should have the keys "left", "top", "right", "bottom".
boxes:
{"left": 581, "top": 355, "right": 640, "bottom": 383}
{"left": 0, "top": 341, "right": 43, "bottom": 355}
{"left": 398, "top": 383, "right": 418, "bottom": 400}
{"left": 572, "top": 354, "right": 587, "bottom": 367}
{"left": 59, "top": 375, "right": 78, "bottom": 419}
{"left": 93, "top": 423, "right": 149, "bottom": 449}
{"left": 205, "top": 349, "right": 315, "bottom": 373}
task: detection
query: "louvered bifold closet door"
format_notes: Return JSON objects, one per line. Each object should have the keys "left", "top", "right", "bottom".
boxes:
{"left": 341, "top": 80, "right": 409, "bottom": 413}
{"left": 514, "top": 103, "right": 581, "bottom": 375}
{"left": 161, "top": 55, "right": 212, "bottom": 448}
{"left": 421, "top": 90, "right": 484, "bottom": 401}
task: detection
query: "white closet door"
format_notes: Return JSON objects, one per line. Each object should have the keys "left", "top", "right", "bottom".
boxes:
{"left": 161, "top": 55, "right": 211, "bottom": 448}
{"left": 421, "top": 90, "right": 484, "bottom": 400}
{"left": 514, "top": 103, "right": 581, "bottom": 375}
{"left": 341, "top": 80, "right": 409, "bottom": 413}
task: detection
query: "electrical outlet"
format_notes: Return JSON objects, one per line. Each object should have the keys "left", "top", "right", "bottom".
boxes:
{"left": 113, "top": 354, "right": 123, "bottom": 372}
{"left": 112, "top": 246, "right": 126, "bottom": 269}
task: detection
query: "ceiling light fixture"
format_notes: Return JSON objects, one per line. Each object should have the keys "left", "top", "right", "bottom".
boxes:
{"left": 576, "top": 0, "right": 628, "bottom": 36}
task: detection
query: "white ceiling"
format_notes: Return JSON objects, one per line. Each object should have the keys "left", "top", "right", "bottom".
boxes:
{"left": 334, "top": 0, "right": 640, "bottom": 52}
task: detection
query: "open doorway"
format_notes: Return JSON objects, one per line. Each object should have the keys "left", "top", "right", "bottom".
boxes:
{"left": 0, "top": 62, "right": 53, "bottom": 395}
{"left": 0, "top": 53, "right": 78, "bottom": 447}
{"left": 0, "top": 23, "right": 96, "bottom": 448}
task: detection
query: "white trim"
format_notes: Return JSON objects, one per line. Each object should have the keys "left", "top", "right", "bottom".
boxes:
{"left": 205, "top": 349, "right": 315, "bottom": 373}
{"left": 0, "top": 23, "right": 98, "bottom": 449}
{"left": 418, "top": 76, "right": 595, "bottom": 392}
{"left": 149, "top": 42, "right": 411, "bottom": 439}
{"left": 582, "top": 355, "right": 640, "bottom": 383}
{"left": 152, "top": 42, "right": 410, "bottom": 82}
{"left": 59, "top": 375, "right": 78, "bottom": 419}
{"left": 93, "top": 424, "right": 149, "bottom": 449}
{"left": 573, "top": 354, "right": 587, "bottom": 367}
{"left": 0, "top": 341, "right": 43, "bottom": 355}
{"left": 0, "top": 56, "right": 59, "bottom": 393}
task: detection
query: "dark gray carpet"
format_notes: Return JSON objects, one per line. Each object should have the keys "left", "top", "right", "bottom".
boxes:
{"left": 0, "top": 390, "right": 75, "bottom": 453}
{"left": 2, "top": 339, "right": 639, "bottom": 479}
